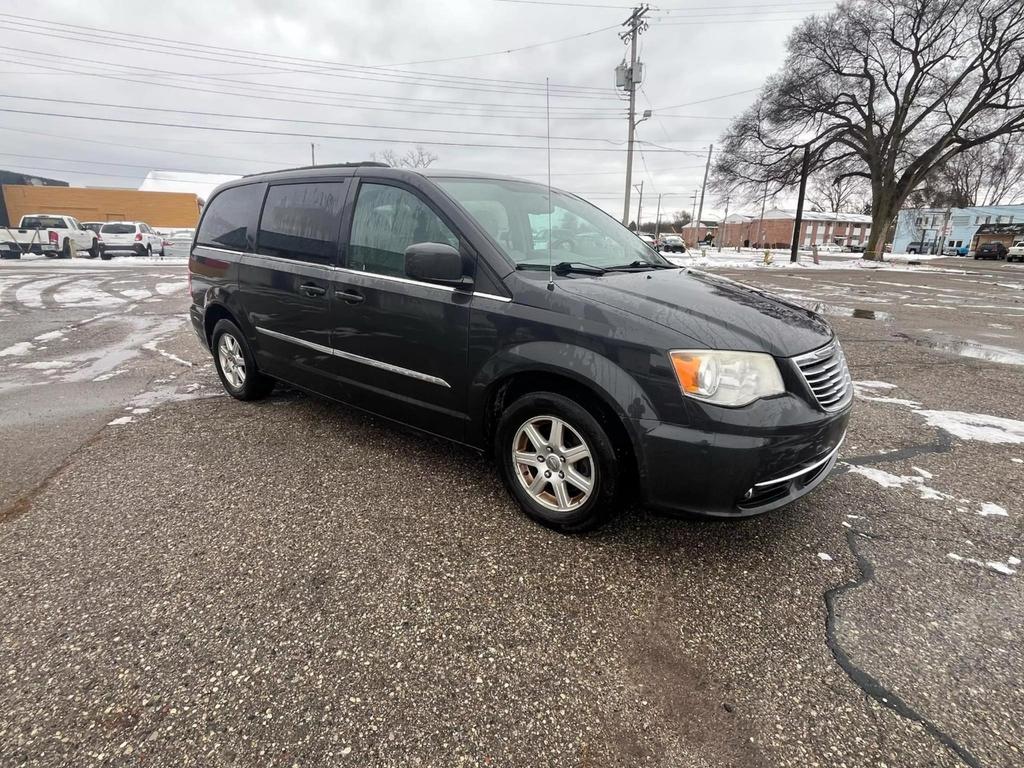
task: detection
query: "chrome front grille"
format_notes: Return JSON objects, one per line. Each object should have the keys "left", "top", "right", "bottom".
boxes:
{"left": 794, "top": 342, "right": 852, "bottom": 411}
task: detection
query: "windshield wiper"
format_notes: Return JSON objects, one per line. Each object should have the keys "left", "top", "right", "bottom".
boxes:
{"left": 517, "top": 261, "right": 607, "bottom": 276}
{"left": 605, "top": 260, "right": 676, "bottom": 271}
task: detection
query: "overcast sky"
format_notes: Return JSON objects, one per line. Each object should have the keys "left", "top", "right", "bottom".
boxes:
{"left": 0, "top": 0, "right": 838, "bottom": 220}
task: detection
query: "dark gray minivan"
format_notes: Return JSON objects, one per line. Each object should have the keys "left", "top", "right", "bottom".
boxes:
{"left": 188, "top": 163, "right": 851, "bottom": 532}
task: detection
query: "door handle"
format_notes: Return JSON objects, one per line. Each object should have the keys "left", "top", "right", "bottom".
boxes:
{"left": 299, "top": 283, "right": 327, "bottom": 298}
{"left": 338, "top": 289, "right": 365, "bottom": 304}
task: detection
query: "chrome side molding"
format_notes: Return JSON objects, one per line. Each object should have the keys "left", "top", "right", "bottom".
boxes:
{"left": 255, "top": 326, "right": 451, "bottom": 389}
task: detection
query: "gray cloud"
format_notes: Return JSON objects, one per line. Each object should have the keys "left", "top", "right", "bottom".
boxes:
{"left": 0, "top": 0, "right": 837, "bottom": 217}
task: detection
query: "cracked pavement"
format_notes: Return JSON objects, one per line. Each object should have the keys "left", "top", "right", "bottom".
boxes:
{"left": 0, "top": 257, "right": 1022, "bottom": 766}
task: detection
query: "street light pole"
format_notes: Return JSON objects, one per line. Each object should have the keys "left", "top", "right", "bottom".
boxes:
{"left": 619, "top": 5, "right": 649, "bottom": 226}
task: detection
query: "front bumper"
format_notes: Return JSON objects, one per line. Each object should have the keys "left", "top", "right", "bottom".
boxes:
{"left": 634, "top": 397, "right": 851, "bottom": 517}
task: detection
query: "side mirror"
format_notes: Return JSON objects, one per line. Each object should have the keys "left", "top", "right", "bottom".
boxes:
{"left": 404, "top": 242, "right": 471, "bottom": 287}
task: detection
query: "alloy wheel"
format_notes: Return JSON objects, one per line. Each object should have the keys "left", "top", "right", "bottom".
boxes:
{"left": 217, "top": 333, "right": 247, "bottom": 389}
{"left": 512, "top": 415, "right": 595, "bottom": 512}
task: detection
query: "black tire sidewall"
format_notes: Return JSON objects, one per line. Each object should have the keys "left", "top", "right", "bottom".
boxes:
{"left": 211, "top": 319, "right": 271, "bottom": 401}
{"left": 495, "top": 391, "right": 620, "bottom": 532}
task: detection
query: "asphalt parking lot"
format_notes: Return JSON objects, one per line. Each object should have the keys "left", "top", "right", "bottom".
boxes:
{"left": 1, "top": 256, "right": 1022, "bottom": 767}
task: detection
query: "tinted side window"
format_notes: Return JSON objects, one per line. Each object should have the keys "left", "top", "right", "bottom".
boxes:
{"left": 349, "top": 183, "right": 458, "bottom": 277}
{"left": 257, "top": 182, "right": 345, "bottom": 263}
{"left": 197, "top": 184, "right": 263, "bottom": 251}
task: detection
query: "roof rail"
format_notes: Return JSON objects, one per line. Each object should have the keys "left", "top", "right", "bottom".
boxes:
{"left": 244, "top": 161, "right": 389, "bottom": 177}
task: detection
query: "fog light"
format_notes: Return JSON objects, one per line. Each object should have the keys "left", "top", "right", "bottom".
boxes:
{"left": 743, "top": 488, "right": 754, "bottom": 500}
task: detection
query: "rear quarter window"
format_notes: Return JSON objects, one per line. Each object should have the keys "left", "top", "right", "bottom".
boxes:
{"left": 257, "top": 182, "right": 346, "bottom": 263}
{"left": 197, "top": 184, "right": 264, "bottom": 251}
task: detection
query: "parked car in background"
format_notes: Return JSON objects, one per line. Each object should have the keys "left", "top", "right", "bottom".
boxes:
{"left": 1007, "top": 240, "right": 1024, "bottom": 263}
{"left": 81, "top": 222, "right": 103, "bottom": 235}
{"left": 636, "top": 233, "right": 657, "bottom": 249}
{"left": 905, "top": 241, "right": 937, "bottom": 255}
{"left": 974, "top": 242, "right": 1008, "bottom": 260}
{"left": 660, "top": 234, "right": 686, "bottom": 253}
{"left": 0, "top": 213, "right": 99, "bottom": 258}
{"left": 99, "top": 221, "right": 165, "bottom": 258}
{"left": 163, "top": 228, "right": 196, "bottom": 257}
{"left": 188, "top": 165, "right": 850, "bottom": 532}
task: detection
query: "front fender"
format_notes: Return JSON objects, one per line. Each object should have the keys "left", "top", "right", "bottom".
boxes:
{"left": 467, "top": 340, "right": 658, "bottom": 448}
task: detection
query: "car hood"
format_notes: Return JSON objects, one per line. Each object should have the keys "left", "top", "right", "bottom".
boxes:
{"left": 555, "top": 268, "right": 833, "bottom": 357}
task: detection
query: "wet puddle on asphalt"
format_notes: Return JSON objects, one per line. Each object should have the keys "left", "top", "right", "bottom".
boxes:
{"left": 893, "top": 332, "right": 1024, "bottom": 366}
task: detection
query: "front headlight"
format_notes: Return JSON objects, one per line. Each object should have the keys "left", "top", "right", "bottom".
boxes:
{"left": 669, "top": 350, "right": 785, "bottom": 407}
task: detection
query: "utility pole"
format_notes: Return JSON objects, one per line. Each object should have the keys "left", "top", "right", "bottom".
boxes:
{"left": 719, "top": 194, "right": 729, "bottom": 252}
{"left": 690, "top": 191, "right": 698, "bottom": 244}
{"left": 634, "top": 181, "right": 644, "bottom": 230}
{"left": 654, "top": 193, "right": 662, "bottom": 240}
{"left": 791, "top": 145, "right": 811, "bottom": 262}
{"left": 310, "top": 143, "right": 316, "bottom": 166}
{"left": 695, "top": 143, "right": 713, "bottom": 247}
{"left": 618, "top": 5, "right": 650, "bottom": 226}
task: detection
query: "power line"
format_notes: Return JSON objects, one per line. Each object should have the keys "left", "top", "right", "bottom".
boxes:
{"left": 6, "top": 48, "right": 621, "bottom": 114}
{"left": 0, "top": 14, "right": 620, "bottom": 95}
{"left": 0, "top": 94, "right": 632, "bottom": 144}
{"left": 0, "top": 106, "right": 701, "bottom": 153}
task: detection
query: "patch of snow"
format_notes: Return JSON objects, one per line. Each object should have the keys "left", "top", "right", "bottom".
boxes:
{"left": 119, "top": 288, "right": 152, "bottom": 300}
{"left": 844, "top": 464, "right": 950, "bottom": 500}
{"left": 92, "top": 368, "right": 127, "bottom": 382}
{"left": 0, "top": 341, "right": 32, "bottom": 357}
{"left": 978, "top": 502, "right": 1009, "bottom": 517}
{"left": 21, "top": 360, "right": 72, "bottom": 370}
{"left": 107, "top": 416, "right": 133, "bottom": 425}
{"left": 853, "top": 380, "right": 897, "bottom": 390}
{"left": 33, "top": 330, "right": 65, "bottom": 341}
{"left": 142, "top": 340, "right": 193, "bottom": 367}
{"left": 912, "top": 466, "right": 933, "bottom": 479}
{"left": 817, "top": 552, "right": 833, "bottom": 561}
{"left": 130, "top": 407, "right": 151, "bottom": 415}
{"left": 947, "top": 553, "right": 1017, "bottom": 576}
{"left": 1012, "top": 458, "right": 1023, "bottom": 464}
{"left": 915, "top": 410, "right": 1024, "bottom": 445}
{"left": 155, "top": 281, "right": 187, "bottom": 295}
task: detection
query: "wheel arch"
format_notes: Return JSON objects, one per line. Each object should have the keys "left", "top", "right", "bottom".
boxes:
{"left": 202, "top": 302, "right": 238, "bottom": 348}
{"left": 469, "top": 342, "right": 658, "bottom": 479}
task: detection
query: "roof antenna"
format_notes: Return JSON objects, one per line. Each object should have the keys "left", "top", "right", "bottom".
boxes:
{"left": 546, "top": 76, "right": 555, "bottom": 291}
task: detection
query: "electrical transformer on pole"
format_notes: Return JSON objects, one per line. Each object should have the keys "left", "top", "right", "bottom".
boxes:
{"left": 617, "top": 5, "right": 650, "bottom": 227}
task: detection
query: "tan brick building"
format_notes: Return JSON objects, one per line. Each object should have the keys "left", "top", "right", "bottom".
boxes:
{"left": 719, "top": 209, "right": 873, "bottom": 249}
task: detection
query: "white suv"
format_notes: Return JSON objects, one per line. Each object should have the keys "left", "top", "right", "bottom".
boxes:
{"left": 98, "top": 222, "right": 164, "bottom": 257}
{"left": 1008, "top": 240, "right": 1024, "bottom": 263}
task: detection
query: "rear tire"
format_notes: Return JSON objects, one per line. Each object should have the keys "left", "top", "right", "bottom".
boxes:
{"left": 495, "top": 391, "right": 621, "bottom": 533}
{"left": 211, "top": 319, "right": 274, "bottom": 401}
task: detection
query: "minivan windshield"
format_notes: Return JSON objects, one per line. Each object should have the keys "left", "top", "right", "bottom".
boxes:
{"left": 435, "top": 177, "right": 671, "bottom": 270}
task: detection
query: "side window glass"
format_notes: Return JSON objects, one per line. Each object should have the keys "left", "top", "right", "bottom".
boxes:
{"left": 349, "top": 183, "right": 458, "bottom": 277}
{"left": 257, "top": 182, "right": 346, "bottom": 263}
{"left": 196, "top": 184, "right": 264, "bottom": 251}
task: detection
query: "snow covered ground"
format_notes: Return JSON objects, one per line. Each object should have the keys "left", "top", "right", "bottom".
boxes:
{"left": 664, "top": 247, "right": 955, "bottom": 272}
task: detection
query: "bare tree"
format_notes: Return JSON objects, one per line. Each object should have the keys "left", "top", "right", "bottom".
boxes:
{"left": 370, "top": 145, "right": 439, "bottom": 169}
{"left": 914, "top": 132, "right": 1024, "bottom": 206}
{"left": 712, "top": 0, "right": 1024, "bottom": 259}
{"left": 808, "top": 171, "right": 867, "bottom": 213}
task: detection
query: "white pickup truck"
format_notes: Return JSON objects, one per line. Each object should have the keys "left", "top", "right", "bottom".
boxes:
{"left": 0, "top": 214, "right": 100, "bottom": 259}
{"left": 1008, "top": 239, "right": 1024, "bottom": 263}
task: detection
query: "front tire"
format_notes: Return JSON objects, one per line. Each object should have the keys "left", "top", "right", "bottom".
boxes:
{"left": 145, "top": 244, "right": 153, "bottom": 258}
{"left": 211, "top": 319, "right": 274, "bottom": 401}
{"left": 61, "top": 239, "right": 73, "bottom": 259}
{"left": 495, "top": 392, "right": 621, "bottom": 533}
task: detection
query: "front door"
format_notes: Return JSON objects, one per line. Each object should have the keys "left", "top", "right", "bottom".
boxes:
{"left": 239, "top": 180, "right": 347, "bottom": 393}
{"left": 329, "top": 180, "right": 473, "bottom": 441}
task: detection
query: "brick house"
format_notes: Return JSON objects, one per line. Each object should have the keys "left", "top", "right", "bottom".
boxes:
{"left": 719, "top": 209, "right": 873, "bottom": 249}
